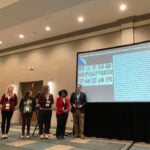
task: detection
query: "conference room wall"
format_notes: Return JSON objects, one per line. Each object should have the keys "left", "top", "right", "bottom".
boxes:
{"left": 0, "top": 23, "right": 149, "bottom": 127}
{"left": 134, "top": 25, "right": 150, "bottom": 42}
{"left": 0, "top": 31, "right": 121, "bottom": 126}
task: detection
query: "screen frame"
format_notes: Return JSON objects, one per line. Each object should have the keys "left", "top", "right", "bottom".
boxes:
{"left": 76, "top": 40, "right": 150, "bottom": 103}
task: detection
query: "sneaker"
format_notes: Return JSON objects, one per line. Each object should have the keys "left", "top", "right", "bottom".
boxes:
{"left": 20, "top": 135, "right": 25, "bottom": 139}
{"left": 1, "top": 134, "right": 5, "bottom": 139}
{"left": 4, "top": 134, "right": 8, "bottom": 139}
{"left": 80, "top": 135, "right": 85, "bottom": 139}
{"left": 26, "top": 135, "right": 30, "bottom": 139}
{"left": 45, "top": 134, "right": 48, "bottom": 139}
{"left": 40, "top": 135, "right": 44, "bottom": 139}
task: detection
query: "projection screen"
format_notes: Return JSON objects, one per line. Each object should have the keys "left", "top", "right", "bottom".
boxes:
{"left": 77, "top": 41, "right": 150, "bottom": 102}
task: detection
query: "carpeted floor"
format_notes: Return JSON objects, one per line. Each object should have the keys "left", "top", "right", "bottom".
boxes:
{"left": 0, "top": 126, "right": 150, "bottom": 150}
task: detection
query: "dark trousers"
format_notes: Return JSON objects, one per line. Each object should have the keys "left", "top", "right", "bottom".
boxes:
{"left": 21, "top": 113, "right": 32, "bottom": 135}
{"left": 1, "top": 111, "right": 13, "bottom": 134}
{"left": 38, "top": 109, "right": 52, "bottom": 135}
{"left": 56, "top": 113, "right": 68, "bottom": 137}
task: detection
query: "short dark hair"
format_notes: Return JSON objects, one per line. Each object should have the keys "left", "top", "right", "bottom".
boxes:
{"left": 24, "top": 90, "right": 32, "bottom": 100}
{"left": 58, "top": 89, "right": 68, "bottom": 97}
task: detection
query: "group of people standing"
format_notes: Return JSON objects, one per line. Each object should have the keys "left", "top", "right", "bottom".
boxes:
{"left": 0, "top": 84, "right": 87, "bottom": 140}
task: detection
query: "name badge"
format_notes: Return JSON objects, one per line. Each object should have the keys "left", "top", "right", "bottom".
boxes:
{"left": 25, "top": 106, "right": 30, "bottom": 112}
{"left": 46, "top": 104, "right": 49, "bottom": 107}
{"left": 6, "top": 103, "right": 10, "bottom": 110}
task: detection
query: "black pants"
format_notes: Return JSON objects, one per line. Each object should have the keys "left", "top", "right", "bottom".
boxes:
{"left": 56, "top": 113, "right": 68, "bottom": 137}
{"left": 1, "top": 111, "right": 13, "bottom": 134}
{"left": 38, "top": 109, "right": 52, "bottom": 135}
{"left": 21, "top": 113, "right": 32, "bottom": 135}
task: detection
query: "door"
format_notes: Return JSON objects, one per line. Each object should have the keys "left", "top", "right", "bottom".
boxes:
{"left": 20, "top": 80, "right": 43, "bottom": 124}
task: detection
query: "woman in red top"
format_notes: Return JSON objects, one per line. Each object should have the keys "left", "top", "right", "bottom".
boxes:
{"left": 56, "top": 89, "right": 70, "bottom": 139}
{"left": 0, "top": 85, "right": 17, "bottom": 139}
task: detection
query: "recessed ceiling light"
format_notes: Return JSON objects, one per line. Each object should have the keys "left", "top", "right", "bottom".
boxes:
{"left": 19, "top": 34, "right": 25, "bottom": 39}
{"left": 0, "top": 41, "right": 3, "bottom": 44}
{"left": 119, "top": 4, "right": 127, "bottom": 11}
{"left": 45, "top": 26, "right": 51, "bottom": 31}
{"left": 78, "top": 16, "right": 84, "bottom": 23}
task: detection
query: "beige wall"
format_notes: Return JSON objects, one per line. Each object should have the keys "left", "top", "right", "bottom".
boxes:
{"left": 135, "top": 25, "right": 150, "bottom": 43}
{"left": 0, "top": 21, "right": 150, "bottom": 128}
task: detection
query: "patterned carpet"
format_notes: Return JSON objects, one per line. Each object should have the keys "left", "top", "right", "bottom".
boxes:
{"left": 0, "top": 126, "right": 150, "bottom": 150}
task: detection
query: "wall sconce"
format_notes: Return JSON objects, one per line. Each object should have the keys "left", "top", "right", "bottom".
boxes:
{"left": 48, "top": 79, "right": 54, "bottom": 94}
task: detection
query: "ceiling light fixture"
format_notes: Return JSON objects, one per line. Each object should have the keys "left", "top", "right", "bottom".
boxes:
{"left": 19, "top": 34, "right": 25, "bottom": 39}
{"left": 45, "top": 26, "right": 51, "bottom": 31}
{"left": 119, "top": 4, "right": 127, "bottom": 11}
{"left": 0, "top": 41, "right": 3, "bottom": 44}
{"left": 78, "top": 16, "right": 84, "bottom": 23}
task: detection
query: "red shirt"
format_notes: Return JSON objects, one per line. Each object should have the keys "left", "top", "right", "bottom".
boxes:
{"left": 0, "top": 93, "right": 18, "bottom": 112}
{"left": 56, "top": 97, "right": 70, "bottom": 115}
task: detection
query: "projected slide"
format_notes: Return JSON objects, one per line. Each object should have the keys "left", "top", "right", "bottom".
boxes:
{"left": 77, "top": 41, "right": 150, "bottom": 102}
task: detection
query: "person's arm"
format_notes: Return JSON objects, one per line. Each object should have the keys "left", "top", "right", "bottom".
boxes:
{"left": 32, "top": 97, "right": 36, "bottom": 111}
{"left": 0, "top": 94, "right": 5, "bottom": 109}
{"left": 65, "top": 98, "right": 71, "bottom": 112}
{"left": 79, "top": 93, "right": 87, "bottom": 108}
{"left": 14, "top": 94, "right": 18, "bottom": 106}
{"left": 82, "top": 93, "right": 87, "bottom": 106}
{"left": 50, "top": 94, "right": 54, "bottom": 105}
{"left": 56, "top": 97, "right": 63, "bottom": 113}
{"left": 70, "top": 93, "right": 76, "bottom": 108}
{"left": 19, "top": 98, "right": 23, "bottom": 112}
{"left": 34, "top": 92, "right": 41, "bottom": 107}
{"left": 0, "top": 94, "right": 5, "bottom": 105}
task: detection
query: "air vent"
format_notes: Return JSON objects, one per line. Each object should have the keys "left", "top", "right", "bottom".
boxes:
{"left": 0, "top": 0, "right": 19, "bottom": 9}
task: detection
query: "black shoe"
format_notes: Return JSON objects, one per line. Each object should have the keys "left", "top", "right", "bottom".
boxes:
{"left": 56, "top": 136, "right": 60, "bottom": 139}
{"left": 73, "top": 135, "right": 79, "bottom": 138}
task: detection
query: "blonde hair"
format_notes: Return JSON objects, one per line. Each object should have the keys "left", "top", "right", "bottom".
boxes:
{"left": 5, "top": 84, "right": 14, "bottom": 97}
